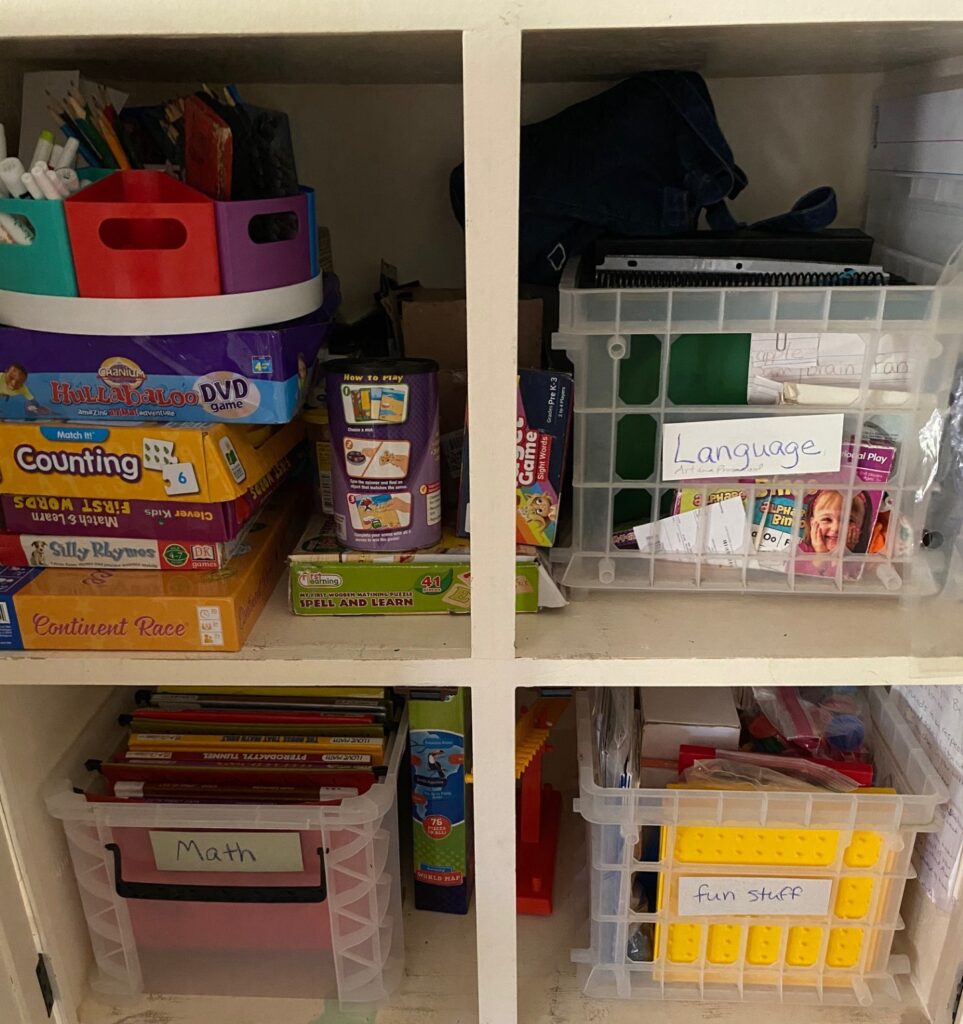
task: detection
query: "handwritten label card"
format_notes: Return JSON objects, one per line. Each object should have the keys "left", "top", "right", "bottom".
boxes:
{"left": 149, "top": 830, "right": 304, "bottom": 873}
{"left": 662, "top": 414, "right": 843, "bottom": 481}
{"left": 677, "top": 876, "right": 833, "bottom": 917}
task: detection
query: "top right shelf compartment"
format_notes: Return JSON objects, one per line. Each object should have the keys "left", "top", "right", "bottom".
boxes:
{"left": 551, "top": 147, "right": 963, "bottom": 599}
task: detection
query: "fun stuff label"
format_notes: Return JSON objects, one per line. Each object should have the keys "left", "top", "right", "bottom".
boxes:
{"left": 677, "top": 876, "right": 833, "bottom": 916}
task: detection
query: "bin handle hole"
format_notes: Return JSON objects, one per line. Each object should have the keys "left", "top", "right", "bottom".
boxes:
{"left": 248, "top": 211, "right": 300, "bottom": 244}
{"left": 98, "top": 218, "right": 187, "bottom": 251}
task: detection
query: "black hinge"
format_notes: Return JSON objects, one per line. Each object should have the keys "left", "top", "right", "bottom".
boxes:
{"left": 35, "top": 954, "right": 54, "bottom": 1017}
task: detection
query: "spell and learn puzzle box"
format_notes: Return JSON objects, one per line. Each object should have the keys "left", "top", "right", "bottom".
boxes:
{"left": 0, "top": 497, "right": 305, "bottom": 651}
{"left": 0, "top": 274, "right": 339, "bottom": 424}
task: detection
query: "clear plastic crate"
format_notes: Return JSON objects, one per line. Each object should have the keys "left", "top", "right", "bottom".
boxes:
{"left": 572, "top": 688, "right": 947, "bottom": 1006}
{"left": 552, "top": 254, "right": 963, "bottom": 595}
{"left": 46, "top": 709, "right": 407, "bottom": 1009}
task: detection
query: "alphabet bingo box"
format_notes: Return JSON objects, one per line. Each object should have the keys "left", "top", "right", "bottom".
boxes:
{"left": 0, "top": 419, "right": 304, "bottom": 506}
{"left": 573, "top": 688, "right": 946, "bottom": 1007}
{"left": 0, "top": 272, "right": 339, "bottom": 424}
{"left": 4, "top": 495, "right": 305, "bottom": 651}
{"left": 46, "top": 710, "right": 407, "bottom": 1004}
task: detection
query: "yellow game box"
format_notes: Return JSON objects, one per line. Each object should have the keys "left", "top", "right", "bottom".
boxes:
{"left": 10, "top": 494, "right": 307, "bottom": 652}
{"left": 0, "top": 420, "right": 304, "bottom": 505}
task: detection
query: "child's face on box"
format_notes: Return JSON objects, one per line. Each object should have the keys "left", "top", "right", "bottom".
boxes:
{"left": 808, "top": 491, "right": 868, "bottom": 553}
{"left": 4, "top": 366, "right": 25, "bottom": 391}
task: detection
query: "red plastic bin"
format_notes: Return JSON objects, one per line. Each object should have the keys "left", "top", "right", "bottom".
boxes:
{"left": 65, "top": 170, "right": 221, "bottom": 298}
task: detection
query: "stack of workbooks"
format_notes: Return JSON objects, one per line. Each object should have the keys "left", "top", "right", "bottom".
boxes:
{"left": 85, "top": 686, "right": 397, "bottom": 804}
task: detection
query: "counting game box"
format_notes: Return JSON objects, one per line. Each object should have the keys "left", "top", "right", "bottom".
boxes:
{"left": 0, "top": 419, "right": 304, "bottom": 506}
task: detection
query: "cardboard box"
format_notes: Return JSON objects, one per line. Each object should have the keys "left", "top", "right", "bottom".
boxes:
{"left": 0, "top": 419, "right": 304, "bottom": 506}
{"left": 0, "top": 274, "right": 339, "bottom": 424}
{"left": 393, "top": 288, "right": 544, "bottom": 437}
{"left": 6, "top": 497, "right": 306, "bottom": 651}
{"left": 640, "top": 687, "right": 741, "bottom": 788}
{"left": 288, "top": 515, "right": 564, "bottom": 615}
{"left": 458, "top": 369, "right": 573, "bottom": 547}
{"left": 0, "top": 446, "right": 300, "bottom": 542}
{"left": 390, "top": 287, "right": 543, "bottom": 371}
{"left": 409, "top": 688, "right": 473, "bottom": 914}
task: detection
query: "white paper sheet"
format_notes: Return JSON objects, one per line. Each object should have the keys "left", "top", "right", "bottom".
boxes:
{"left": 633, "top": 496, "right": 747, "bottom": 567}
{"left": 892, "top": 686, "right": 963, "bottom": 909}
{"left": 662, "top": 414, "right": 843, "bottom": 481}
{"left": 747, "top": 332, "right": 915, "bottom": 402}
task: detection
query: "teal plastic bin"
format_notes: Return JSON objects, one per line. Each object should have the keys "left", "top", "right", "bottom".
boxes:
{"left": 0, "top": 168, "right": 113, "bottom": 297}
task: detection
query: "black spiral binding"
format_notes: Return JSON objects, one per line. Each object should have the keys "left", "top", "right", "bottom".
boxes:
{"left": 594, "top": 269, "right": 889, "bottom": 289}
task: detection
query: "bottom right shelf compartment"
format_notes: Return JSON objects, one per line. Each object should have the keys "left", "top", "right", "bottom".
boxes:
{"left": 516, "top": 684, "right": 959, "bottom": 1024}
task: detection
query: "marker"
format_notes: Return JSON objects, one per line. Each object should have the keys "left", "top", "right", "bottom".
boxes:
{"left": 49, "top": 143, "right": 64, "bottom": 168}
{"left": 56, "top": 167, "right": 80, "bottom": 194}
{"left": 30, "top": 129, "right": 55, "bottom": 169}
{"left": 0, "top": 158, "right": 28, "bottom": 197}
{"left": 20, "top": 172, "right": 44, "bottom": 200}
{"left": 44, "top": 167, "right": 70, "bottom": 198}
{"left": 54, "top": 136, "right": 80, "bottom": 170}
{"left": 0, "top": 211, "right": 35, "bottom": 245}
{"left": 31, "top": 163, "right": 61, "bottom": 200}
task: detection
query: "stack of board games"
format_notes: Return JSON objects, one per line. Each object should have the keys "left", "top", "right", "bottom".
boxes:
{"left": 86, "top": 687, "right": 398, "bottom": 804}
{"left": 0, "top": 419, "right": 305, "bottom": 572}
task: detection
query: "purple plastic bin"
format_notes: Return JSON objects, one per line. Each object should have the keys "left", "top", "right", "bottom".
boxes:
{"left": 214, "top": 192, "right": 312, "bottom": 294}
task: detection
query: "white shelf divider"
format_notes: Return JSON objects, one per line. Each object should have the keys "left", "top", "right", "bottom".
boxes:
{"left": 462, "top": 23, "right": 524, "bottom": 1024}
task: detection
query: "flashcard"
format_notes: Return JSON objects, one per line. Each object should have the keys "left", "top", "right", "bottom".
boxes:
{"left": 162, "top": 461, "right": 200, "bottom": 496}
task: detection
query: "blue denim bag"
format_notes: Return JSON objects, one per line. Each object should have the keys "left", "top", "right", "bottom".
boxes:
{"left": 450, "top": 71, "right": 837, "bottom": 284}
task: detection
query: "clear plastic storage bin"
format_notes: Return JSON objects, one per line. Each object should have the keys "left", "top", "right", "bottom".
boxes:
{"left": 552, "top": 252, "right": 963, "bottom": 596}
{"left": 572, "top": 689, "right": 947, "bottom": 1006}
{"left": 46, "top": 709, "right": 407, "bottom": 1008}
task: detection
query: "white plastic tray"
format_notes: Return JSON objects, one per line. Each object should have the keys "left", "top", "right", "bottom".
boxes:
{"left": 0, "top": 273, "right": 323, "bottom": 336}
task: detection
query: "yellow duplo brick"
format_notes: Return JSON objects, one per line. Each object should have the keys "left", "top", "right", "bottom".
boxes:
{"left": 667, "top": 924, "right": 701, "bottom": 963}
{"left": 826, "top": 928, "right": 863, "bottom": 967}
{"left": 786, "top": 926, "right": 822, "bottom": 967}
{"left": 834, "top": 877, "right": 874, "bottom": 919}
{"left": 843, "top": 831, "right": 883, "bottom": 868}
{"left": 707, "top": 924, "right": 741, "bottom": 964}
{"left": 674, "top": 827, "right": 839, "bottom": 866}
{"left": 747, "top": 925, "right": 781, "bottom": 965}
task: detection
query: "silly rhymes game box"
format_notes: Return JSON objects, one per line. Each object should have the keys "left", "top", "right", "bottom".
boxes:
{"left": 458, "top": 369, "right": 572, "bottom": 547}
{"left": 0, "top": 274, "right": 339, "bottom": 424}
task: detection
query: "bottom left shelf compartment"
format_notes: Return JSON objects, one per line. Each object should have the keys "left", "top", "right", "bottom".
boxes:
{"left": 0, "top": 684, "right": 478, "bottom": 1024}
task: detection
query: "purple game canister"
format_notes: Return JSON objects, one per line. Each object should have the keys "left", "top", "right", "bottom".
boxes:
{"left": 324, "top": 358, "right": 441, "bottom": 551}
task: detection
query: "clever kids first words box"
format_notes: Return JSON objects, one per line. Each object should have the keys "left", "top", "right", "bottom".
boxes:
{"left": 0, "top": 420, "right": 304, "bottom": 507}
